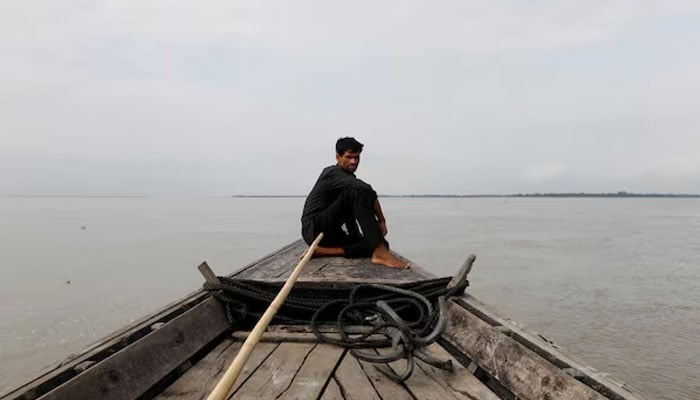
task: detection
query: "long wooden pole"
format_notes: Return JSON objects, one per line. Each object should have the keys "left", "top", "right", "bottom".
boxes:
{"left": 206, "top": 233, "right": 324, "bottom": 400}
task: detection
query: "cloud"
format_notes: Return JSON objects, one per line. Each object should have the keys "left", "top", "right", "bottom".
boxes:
{"left": 522, "top": 161, "right": 571, "bottom": 182}
{"left": 2, "top": 1, "right": 700, "bottom": 194}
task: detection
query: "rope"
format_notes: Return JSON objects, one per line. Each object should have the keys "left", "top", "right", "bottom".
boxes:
{"left": 204, "top": 276, "right": 468, "bottom": 382}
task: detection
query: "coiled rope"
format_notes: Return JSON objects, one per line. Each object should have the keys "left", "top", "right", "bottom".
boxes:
{"left": 204, "top": 273, "right": 469, "bottom": 382}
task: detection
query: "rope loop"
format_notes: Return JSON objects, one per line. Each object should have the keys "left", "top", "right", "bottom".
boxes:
{"left": 204, "top": 275, "right": 469, "bottom": 382}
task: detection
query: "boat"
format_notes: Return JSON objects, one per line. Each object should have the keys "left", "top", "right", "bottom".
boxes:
{"left": 2, "top": 240, "right": 648, "bottom": 400}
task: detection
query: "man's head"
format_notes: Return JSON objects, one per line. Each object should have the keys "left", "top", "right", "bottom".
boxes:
{"left": 335, "top": 137, "right": 363, "bottom": 173}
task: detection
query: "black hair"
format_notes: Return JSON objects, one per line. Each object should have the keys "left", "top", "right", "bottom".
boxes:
{"left": 336, "top": 137, "right": 364, "bottom": 155}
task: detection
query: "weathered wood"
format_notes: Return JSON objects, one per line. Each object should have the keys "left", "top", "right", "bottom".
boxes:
{"left": 154, "top": 339, "right": 241, "bottom": 400}
{"left": 234, "top": 242, "right": 302, "bottom": 280}
{"left": 7, "top": 239, "right": 650, "bottom": 400}
{"left": 277, "top": 344, "right": 345, "bottom": 400}
{"left": 447, "top": 254, "right": 475, "bottom": 289}
{"left": 456, "top": 295, "right": 647, "bottom": 400}
{"left": 230, "top": 241, "right": 304, "bottom": 279}
{"left": 355, "top": 358, "right": 413, "bottom": 400}
{"left": 442, "top": 300, "right": 606, "bottom": 400}
{"left": 207, "top": 233, "right": 324, "bottom": 400}
{"left": 5, "top": 292, "right": 211, "bottom": 400}
{"left": 5, "top": 241, "right": 303, "bottom": 400}
{"left": 419, "top": 343, "right": 500, "bottom": 400}
{"left": 333, "top": 353, "right": 381, "bottom": 400}
{"left": 197, "top": 262, "right": 221, "bottom": 285}
{"left": 320, "top": 377, "right": 345, "bottom": 400}
{"left": 155, "top": 340, "right": 278, "bottom": 400}
{"left": 225, "top": 342, "right": 280, "bottom": 395}
{"left": 378, "top": 347, "right": 461, "bottom": 400}
{"left": 37, "top": 297, "right": 230, "bottom": 400}
{"left": 234, "top": 240, "right": 433, "bottom": 284}
{"left": 231, "top": 342, "right": 316, "bottom": 399}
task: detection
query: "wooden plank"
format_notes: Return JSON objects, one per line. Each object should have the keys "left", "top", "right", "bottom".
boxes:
{"left": 231, "top": 342, "right": 316, "bottom": 399}
{"left": 442, "top": 300, "right": 607, "bottom": 400}
{"left": 5, "top": 291, "right": 211, "bottom": 400}
{"left": 155, "top": 340, "right": 278, "bottom": 400}
{"left": 234, "top": 240, "right": 434, "bottom": 284}
{"left": 295, "top": 258, "right": 333, "bottom": 277}
{"left": 154, "top": 338, "right": 240, "bottom": 400}
{"left": 229, "top": 240, "right": 305, "bottom": 278}
{"left": 7, "top": 240, "right": 301, "bottom": 400}
{"left": 334, "top": 353, "right": 381, "bottom": 400}
{"left": 231, "top": 331, "right": 387, "bottom": 343}
{"left": 234, "top": 242, "right": 302, "bottom": 280}
{"left": 277, "top": 344, "right": 345, "bottom": 400}
{"left": 456, "top": 295, "right": 647, "bottom": 400}
{"left": 355, "top": 358, "right": 414, "bottom": 400}
{"left": 378, "top": 347, "right": 460, "bottom": 400}
{"left": 37, "top": 297, "right": 230, "bottom": 400}
{"left": 418, "top": 343, "right": 500, "bottom": 400}
{"left": 320, "top": 377, "right": 345, "bottom": 400}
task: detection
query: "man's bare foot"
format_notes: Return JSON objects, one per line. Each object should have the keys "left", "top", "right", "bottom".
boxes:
{"left": 371, "top": 243, "right": 410, "bottom": 269}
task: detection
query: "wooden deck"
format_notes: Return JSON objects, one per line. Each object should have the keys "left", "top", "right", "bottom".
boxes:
{"left": 157, "top": 241, "right": 501, "bottom": 399}
{"left": 155, "top": 332, "right": 498, "bottom": 400}
{"left": 233, "top": 240, "right": 435, "bottom": 284}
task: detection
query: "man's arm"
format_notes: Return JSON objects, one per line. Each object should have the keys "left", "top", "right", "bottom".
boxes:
{"left": 374, "top": 199, "right": 388, "bottom": 236}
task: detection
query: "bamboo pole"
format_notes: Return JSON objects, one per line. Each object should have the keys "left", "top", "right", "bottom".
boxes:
{"left": 206, "top": 233, "right": 324, "bottom": 400}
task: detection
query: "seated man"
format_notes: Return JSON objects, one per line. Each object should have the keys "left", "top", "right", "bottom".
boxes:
{"left": 301, "top": 137, "right": 409, "bottom": 269}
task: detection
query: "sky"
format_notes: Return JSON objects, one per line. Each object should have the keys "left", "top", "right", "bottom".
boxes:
{"left": 2, "top": 0, "right": 700, "bottom": 196}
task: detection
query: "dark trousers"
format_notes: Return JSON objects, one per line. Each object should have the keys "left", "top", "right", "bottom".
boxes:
{"left": 303, "top": 188, "right": 387, "bottom": 258}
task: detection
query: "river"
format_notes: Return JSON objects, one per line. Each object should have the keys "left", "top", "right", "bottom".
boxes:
{"left": 0, "top": 197, "right": 698, "bottom": 399}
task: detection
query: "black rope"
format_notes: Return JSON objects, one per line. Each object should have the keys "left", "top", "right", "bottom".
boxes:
{"left": 203, "top": 276, "right": 468, "bottom": 382}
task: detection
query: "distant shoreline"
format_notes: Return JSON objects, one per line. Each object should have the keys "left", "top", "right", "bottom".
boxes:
{"left": 232, "top": 192, "right": 700, "bottom": 199}
{"left": 2, "top": 193, "right": 697, "bottom": 199}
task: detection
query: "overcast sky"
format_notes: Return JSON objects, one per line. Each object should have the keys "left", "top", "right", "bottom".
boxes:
{"left": 2, "top": 1, "right": 699, "bottom": 196}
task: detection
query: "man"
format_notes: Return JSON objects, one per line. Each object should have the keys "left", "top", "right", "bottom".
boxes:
{"left": 301, "top": 137, "right": 409, "bottom": 269}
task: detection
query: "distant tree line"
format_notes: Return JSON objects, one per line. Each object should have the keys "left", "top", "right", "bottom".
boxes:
{"left": 232, "top": 192, "right": 700, "bottom": 198}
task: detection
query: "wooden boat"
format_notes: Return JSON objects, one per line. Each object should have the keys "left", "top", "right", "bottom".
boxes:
{"left": 2, "top": 240, "right": 648, "bottom": 400}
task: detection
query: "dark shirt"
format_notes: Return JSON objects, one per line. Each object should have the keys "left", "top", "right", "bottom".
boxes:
{"left": 301, "top": 165, "right": 377, "bottom": 228}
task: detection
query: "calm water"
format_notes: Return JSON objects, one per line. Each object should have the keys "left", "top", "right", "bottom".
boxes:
{"left": 0, "top": 197, "right": 698, "bottom": 399}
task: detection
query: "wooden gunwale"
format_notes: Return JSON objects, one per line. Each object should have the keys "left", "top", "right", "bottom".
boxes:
{"left": 452, "top": 296, "right": 645, "bottom": 400}
{"left": 0, "top": 241, "right": 301, "bottom": 400}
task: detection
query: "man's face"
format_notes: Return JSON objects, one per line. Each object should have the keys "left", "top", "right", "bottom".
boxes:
{"left": 336, "top": 150, "right": 360, "bottom": 173}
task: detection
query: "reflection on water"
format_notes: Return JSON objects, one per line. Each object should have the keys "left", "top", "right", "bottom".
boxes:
{"left": 0, "top": 197, "right": 698, "bottom": 399}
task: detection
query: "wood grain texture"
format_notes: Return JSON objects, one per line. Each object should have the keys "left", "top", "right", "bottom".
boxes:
{"left": 277, "top": 344, "right": 345, "bottom": 400}
{"left": 231, "top": 342, "right": 316, "bottom": 399}
{"left": 334, "top": 354, "right": 381, "bottom": 400}
{"left": 442, "top": 300, "right": 607, "bottom": 400}
{"left": 355, "top": 358, "right": 414, "bottom": 400}
{"left": 457, "top": 295, "right": 647, "bottom": 400}
{"left": 233, "top": 240, "right": 434, "bottom": 284}
{"left": 38, "top": 297, "right": 230, "bottom": 400}
{"left": 419, "top": 343, "right": 500, "bottom": 400}
{"left": 7, "top": 292, "right": 211, "bottom": 400}
{"left": 378, "top": 347, "right": 460, "bottom": 400}
{"left": 320, "top": 378, "right": 345, "bottom": 400}
{"left": 155, "top": 340, "right": 278, "bottom": 400}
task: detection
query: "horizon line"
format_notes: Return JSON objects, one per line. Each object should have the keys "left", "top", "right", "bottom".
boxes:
{"left": 232, "top": 192, "right": 700, "bottom": 198}
{"left": 2, "top": 192, "right": 700, "bottom": 199}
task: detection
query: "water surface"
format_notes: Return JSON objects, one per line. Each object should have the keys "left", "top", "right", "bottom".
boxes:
{"left": 0, "top": 197, "right": 698, "bottom": 399}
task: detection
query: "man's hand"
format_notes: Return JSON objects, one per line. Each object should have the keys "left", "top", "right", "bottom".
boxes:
{"left": 374, "top": 199, "right": 388, "bottom": 236}
{"left": 379, "top": 220, "right": 388, "bottom": 236}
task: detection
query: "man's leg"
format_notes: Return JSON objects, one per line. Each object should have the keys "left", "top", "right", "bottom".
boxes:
{"left": 310, "top": 188, "right": 409, "bottom": 268}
